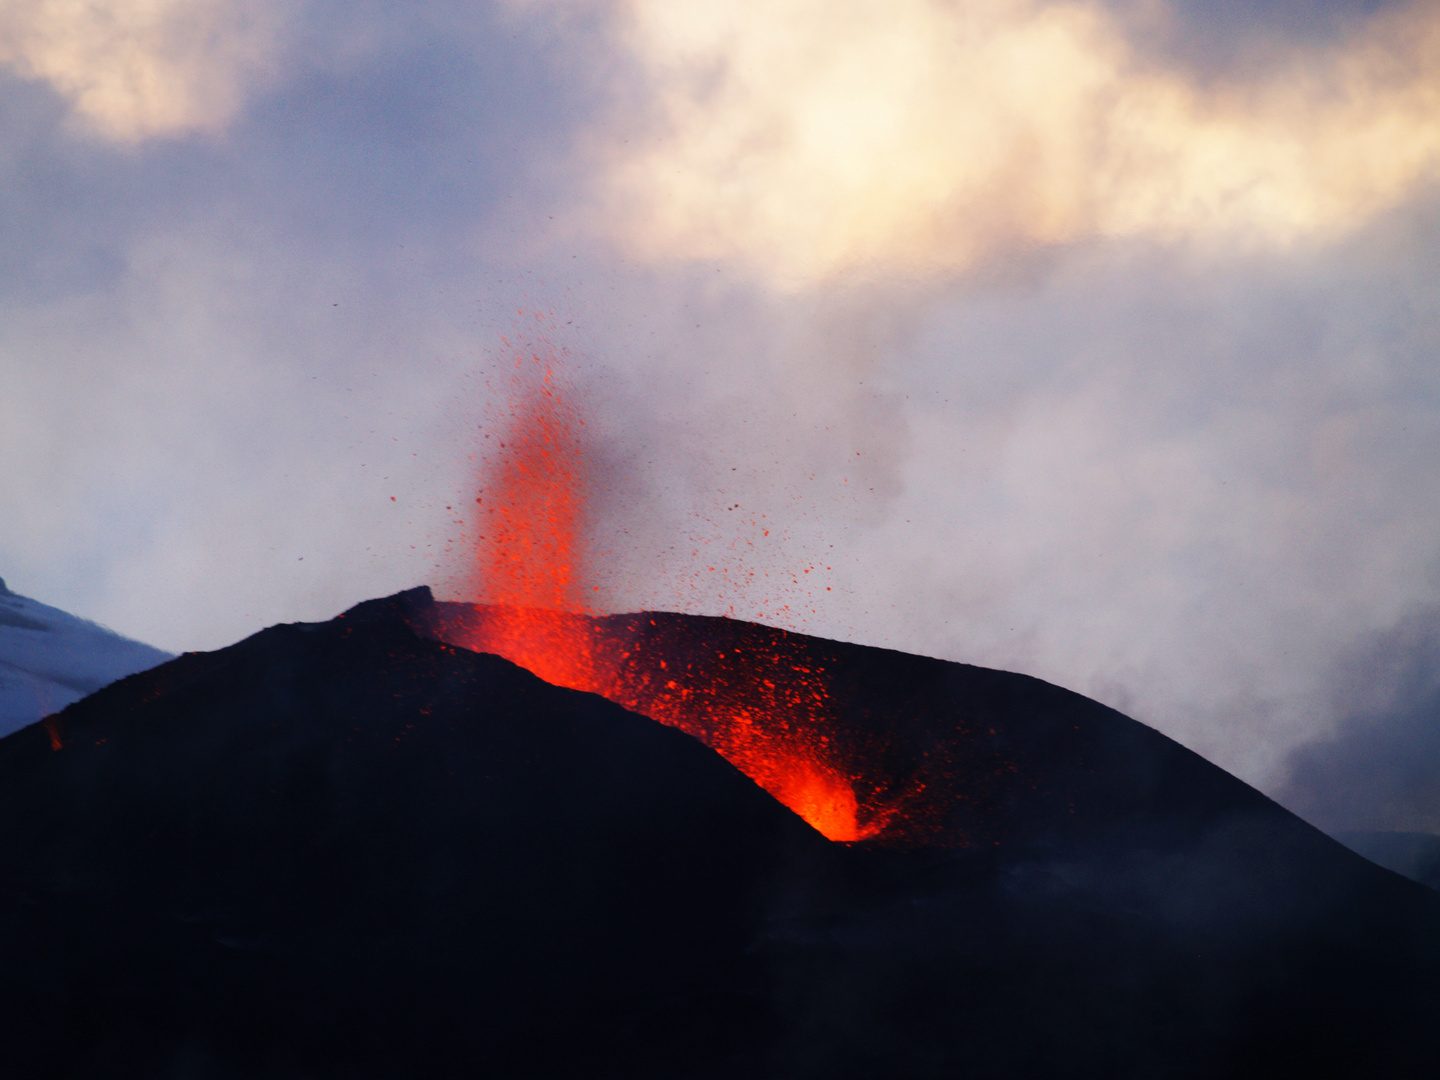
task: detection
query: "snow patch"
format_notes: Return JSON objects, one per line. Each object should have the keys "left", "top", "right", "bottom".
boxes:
{"left": 0, "top": 583, "right": 173, "bottom": 736}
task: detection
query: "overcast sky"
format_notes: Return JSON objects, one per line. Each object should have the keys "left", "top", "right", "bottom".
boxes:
{"left": 3, "top": 0, "right": 1438, "bottom": 829}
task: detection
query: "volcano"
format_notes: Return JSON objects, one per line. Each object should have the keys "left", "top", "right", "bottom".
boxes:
{"left": 1, "top": 588, "right": 1437, "bottom": 1078}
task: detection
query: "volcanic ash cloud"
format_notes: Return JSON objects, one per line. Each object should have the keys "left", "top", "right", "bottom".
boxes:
{"left": 560, "top": 0, "right": 1440, "bottom": 286}
{"left": 0, "top": 0, "right": 283, "bottom": 140}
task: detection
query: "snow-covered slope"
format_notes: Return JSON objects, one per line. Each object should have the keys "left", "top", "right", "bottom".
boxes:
{"left": 0, "top": 578, "right": 173, "bottom": 737}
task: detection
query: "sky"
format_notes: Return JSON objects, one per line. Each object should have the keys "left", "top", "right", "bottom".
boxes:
{"left": 2, "top": 0, "right": 1438, "bottom": 831}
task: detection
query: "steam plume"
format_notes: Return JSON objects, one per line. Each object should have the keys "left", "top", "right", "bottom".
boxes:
{"left": 551, "top": 0, "right": 1440, "bottom": 286}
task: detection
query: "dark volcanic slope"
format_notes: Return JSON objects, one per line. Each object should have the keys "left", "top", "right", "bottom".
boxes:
{"left": 423, "top": 602, "right": 1339, "bottom": 850}
{"left": 0, "top": 590, "right": 829, "bottom": 1079}
{"left": 1, "top": 588, "right": 1438, "bottom": 1079}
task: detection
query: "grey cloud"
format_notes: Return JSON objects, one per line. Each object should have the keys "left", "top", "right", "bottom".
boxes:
{"left": 1110, "top": 0, "right": 1408, "bottom": 77}
{"left": 786, "top": 202, "right": 1440, "bottom": 787}
{"left": 510, "top": 271, "right": 918, "bottom": 620}
{"left": 556, "top": 0, "right": 1440, "bottom": 288}
{"left": 0, "top": 1, "right": 595, "bottom": 300}
{"left": 0, "top": 1, "right": 608, "bottom": 649}
{"left": 0, "top": 0, "right": 284, "bottom": 141}
{"left": 1278, "top": 605, "right": 1440, "bottom": 833}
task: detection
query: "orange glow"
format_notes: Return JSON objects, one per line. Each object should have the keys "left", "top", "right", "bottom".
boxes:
{"left": 467, "top": 354, "right": 587, "bottom": 615}
{"left": 448, "top": 347, "right": 882, "bottom": 842}
{"left": 421, "top": 604, "right": 889, "bottom": 843}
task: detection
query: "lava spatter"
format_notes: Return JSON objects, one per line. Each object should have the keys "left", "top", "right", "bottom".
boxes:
{"left": 447, "top": 343, "right": 883, "bottom": 841}
{"left": 421, "top": 603, "right": 890, "bottom": 842}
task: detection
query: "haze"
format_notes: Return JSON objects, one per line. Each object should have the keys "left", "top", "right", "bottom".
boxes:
{"left": 3, "top": 0, "right": 1438, "bottom": 831}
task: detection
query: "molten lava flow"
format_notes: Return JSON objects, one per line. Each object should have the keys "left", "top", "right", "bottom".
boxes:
{"left": 422, "top": 604, "right": 888, "bottom": 843}
{"left": 449, "top": 347, "right": 883, "bottom": 842}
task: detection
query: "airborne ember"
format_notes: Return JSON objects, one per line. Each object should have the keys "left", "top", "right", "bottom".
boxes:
{"left": 446, "top": 342, "right": 886, "bottom": 841}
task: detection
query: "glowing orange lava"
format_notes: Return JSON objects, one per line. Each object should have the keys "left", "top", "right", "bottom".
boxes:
{"left": 447, "top": 345, "right": 881, "bottom": 842}
{"left": 467, "top": 355, "right": 587, "bottom": 615}
{"left": 424, "top": 604, "right": 888, "bottom": 842}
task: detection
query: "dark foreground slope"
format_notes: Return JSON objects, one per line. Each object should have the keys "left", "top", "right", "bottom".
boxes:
{"left": 1, "top": 589, "right": 1437, "bottom": 1079}
{"left": 0, "top": 590, "right": 828, "bottom": 1078}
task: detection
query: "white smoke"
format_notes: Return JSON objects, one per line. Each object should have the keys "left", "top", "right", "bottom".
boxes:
{"left": 0, "top": 0, "right": 284, "bottom": 140}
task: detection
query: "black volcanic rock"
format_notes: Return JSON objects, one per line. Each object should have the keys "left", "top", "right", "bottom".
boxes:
{"left": 421, "top": 604, "right": 1312, "bottom": 852}
{"left": 0, "top": 589, "right": 829, "bottom": 1078}
{"left": 0, "top": 588, "right": 1437, "bottom": 1079}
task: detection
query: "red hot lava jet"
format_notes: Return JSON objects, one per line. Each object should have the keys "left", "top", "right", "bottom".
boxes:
{"left": 441, "top": 348, "right": 899, "bottom": 842}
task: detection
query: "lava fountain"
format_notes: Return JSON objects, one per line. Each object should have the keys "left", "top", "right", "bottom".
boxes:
{"left": 434, "top": 346, "right": 885, "bottom": 842}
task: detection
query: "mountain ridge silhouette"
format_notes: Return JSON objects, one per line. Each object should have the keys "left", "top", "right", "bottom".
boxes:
{"left": 0, "top": 586, "right": 1434, "bottom": 1078}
